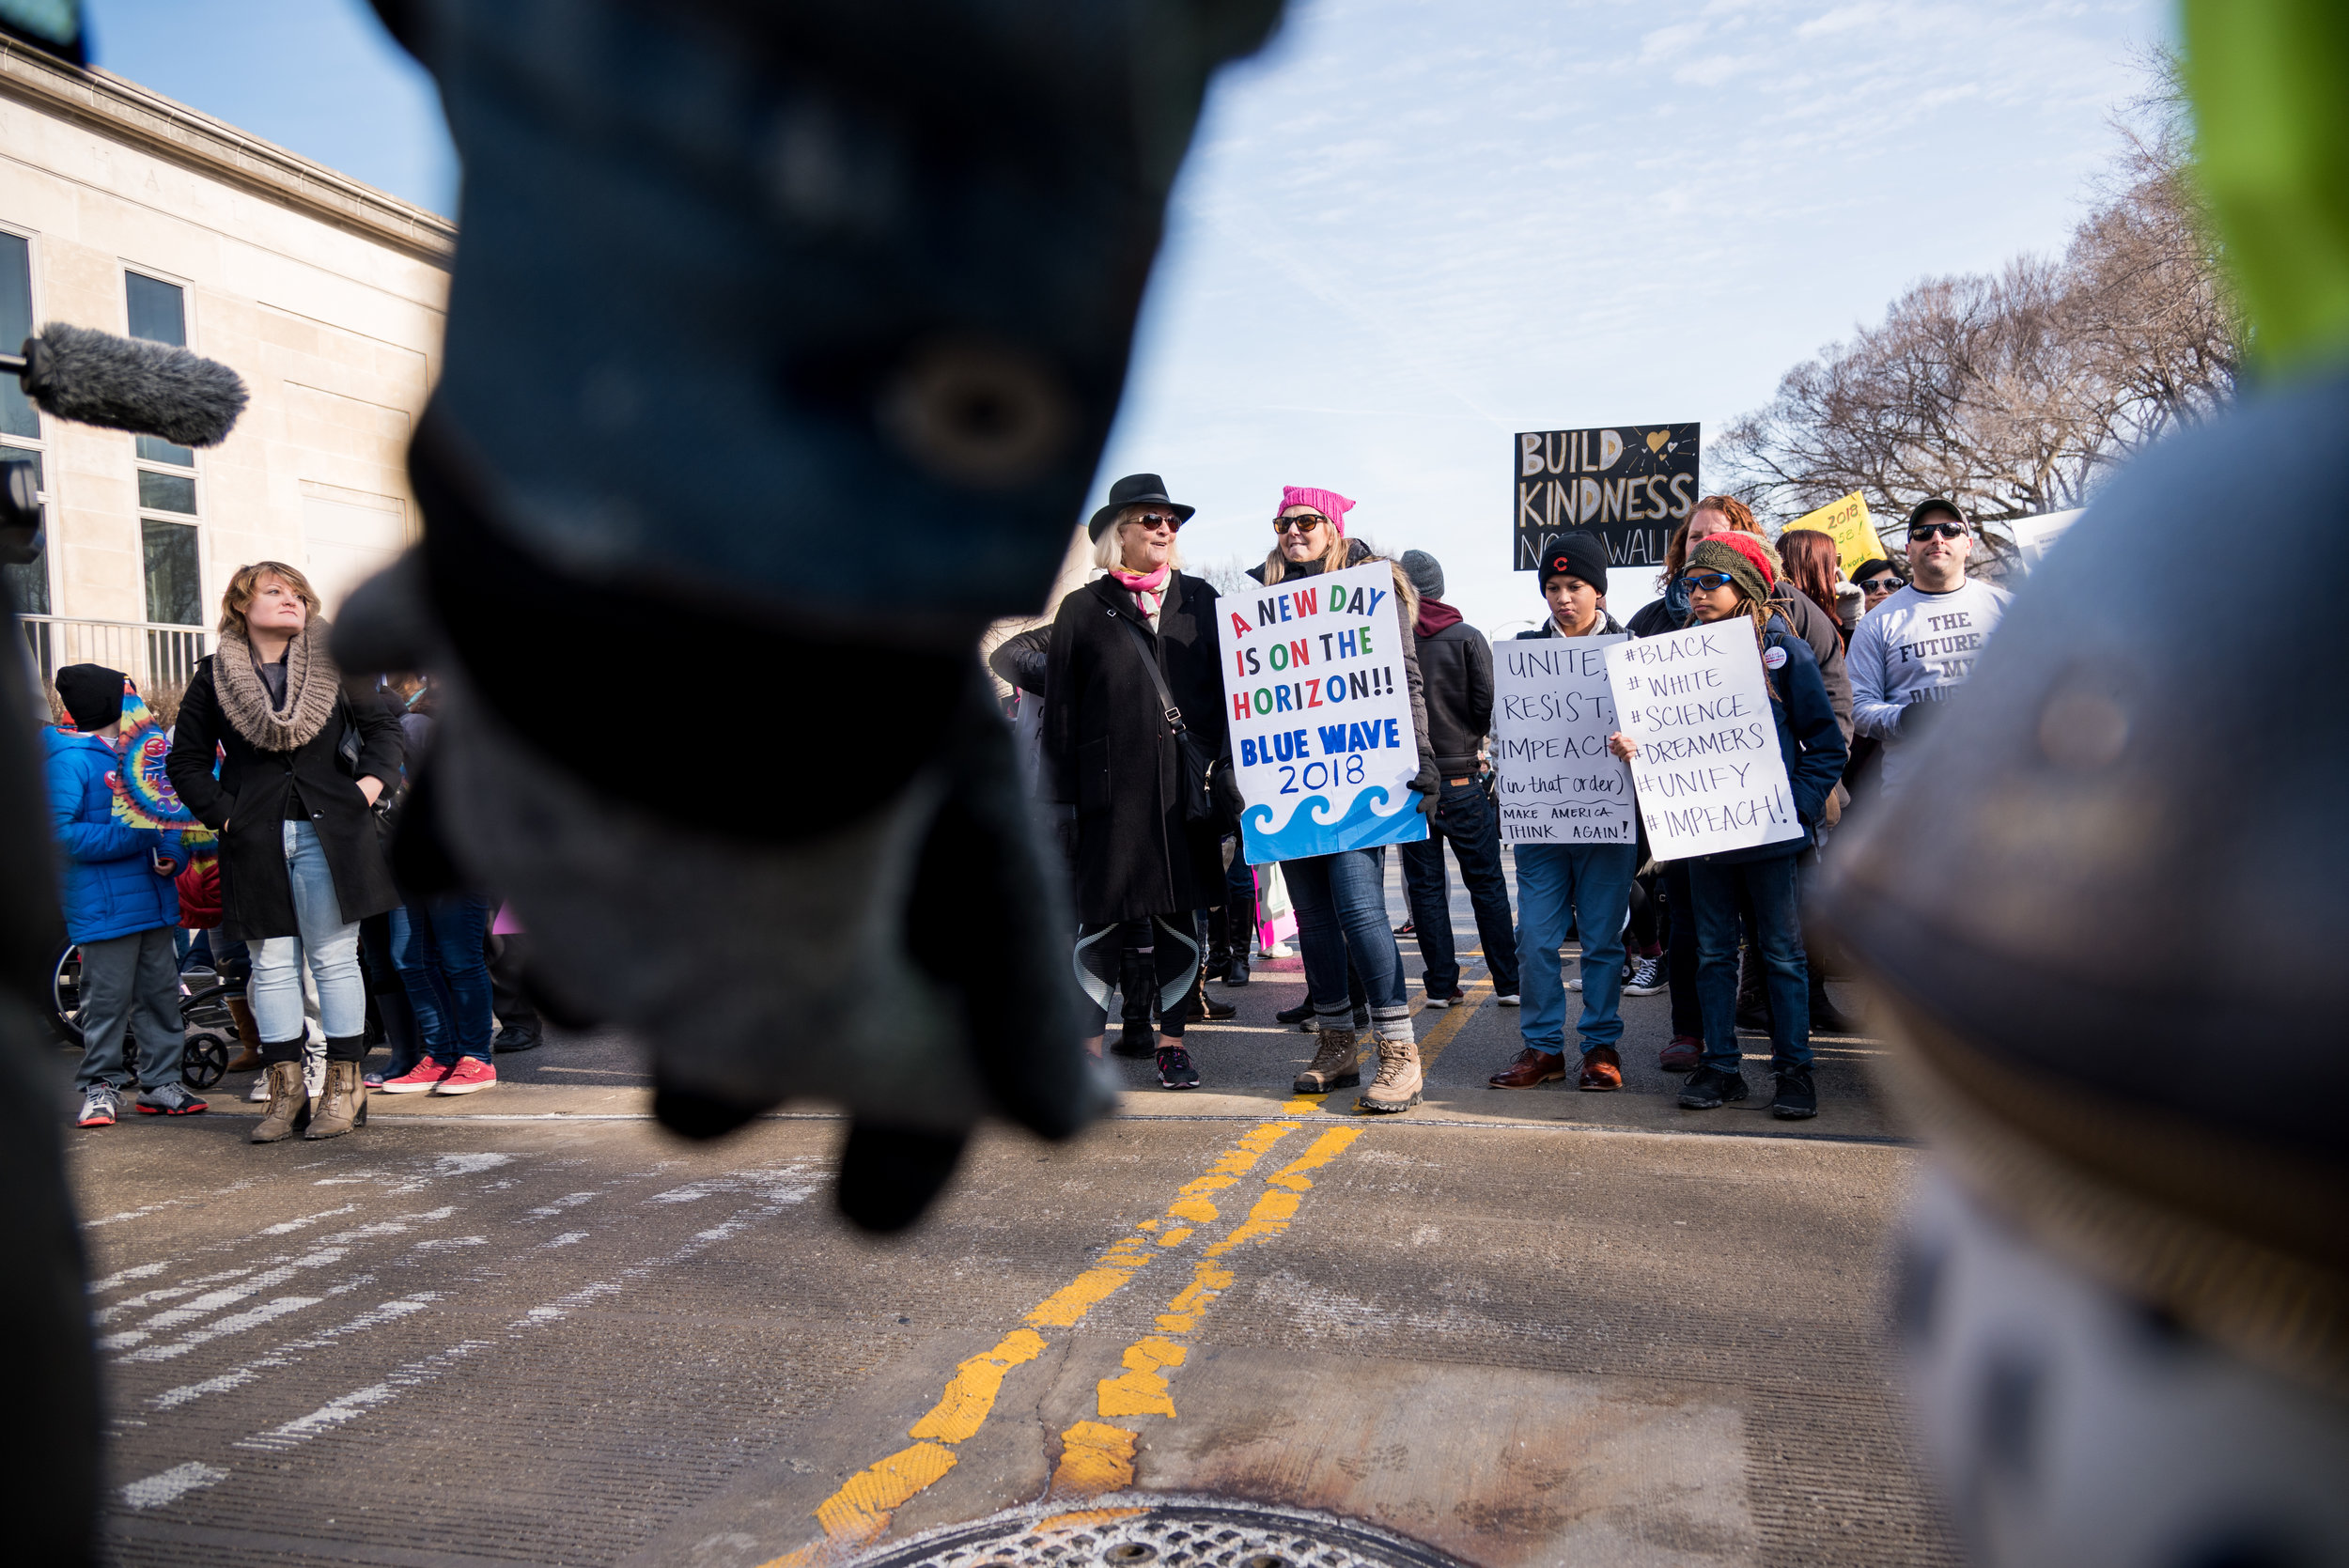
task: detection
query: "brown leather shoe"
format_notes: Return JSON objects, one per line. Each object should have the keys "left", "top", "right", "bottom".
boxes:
{"left": 1487, "top": 1048, "right": 1565, "bottom": 1089}
{"left": 1578, "top": 1045, "right": 1623, "bottom": 1091}
{"left": 1658, "top": 1035, "right": 1703, "bottom": 1073}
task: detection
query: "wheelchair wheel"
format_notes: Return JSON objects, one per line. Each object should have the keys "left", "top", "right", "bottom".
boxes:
{"left": 180, "top": 1032, "right": 230, "bottom": 1091}
{"left": 48, "top": 940, "right": 83, "bottom": 1048}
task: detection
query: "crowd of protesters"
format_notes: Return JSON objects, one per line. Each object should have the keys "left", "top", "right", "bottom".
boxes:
{"left": 43, "top": 487, "right": 2005, "bottom": 1134}
{"left": 998, "top": 475, "right": 2009, "bottom": 1122}
{"left": 41, "top": 560, "right": 542, "bottom": 1138}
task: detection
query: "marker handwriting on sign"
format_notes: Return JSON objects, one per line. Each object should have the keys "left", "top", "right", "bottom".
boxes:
{"left": 1599, "top": 624, "right": 1804, "bottom": 861}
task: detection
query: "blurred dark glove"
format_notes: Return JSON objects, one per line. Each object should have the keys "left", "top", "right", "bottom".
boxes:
{"left": 1894, "top": 697, "right": 1941, "bottom": 739}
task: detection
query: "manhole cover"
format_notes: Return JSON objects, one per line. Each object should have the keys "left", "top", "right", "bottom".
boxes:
{"left": 845, "top": 1497, "right": 1468, "bottom": 1568}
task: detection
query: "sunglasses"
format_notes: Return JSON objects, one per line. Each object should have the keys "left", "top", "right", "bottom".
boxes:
{"left": 1859, "top": 575, "right": 1900, "bottom": 594}
{"left": 1128, "top": 512, "right": 1184, "bottom": 532}
{"left": 1678, "top": 570, "right": 1737, "bottom": 593}
{"left": 1273, "top": 513, "right": 1328, "bottom": 535}
{"left": 1908, "top": 521, "right": 1968, "bottom": 541}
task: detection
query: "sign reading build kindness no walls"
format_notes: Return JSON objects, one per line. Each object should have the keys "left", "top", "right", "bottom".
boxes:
{"left": 1491, "top": 636, "right": 1635, "bottom": 845}
{"left": 1514, "top": 424, "right": 1700, "bottom": 573}
{"left": 1602, "top": 624, "right": 1805, "bottom": 861}
{"left": 1221, "top": 559, "right": 1428, "bottom": 864}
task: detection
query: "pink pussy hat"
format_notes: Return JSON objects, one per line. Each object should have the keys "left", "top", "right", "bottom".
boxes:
{"left": 1280, "top": 486, "right": 1356, "bottom": 535}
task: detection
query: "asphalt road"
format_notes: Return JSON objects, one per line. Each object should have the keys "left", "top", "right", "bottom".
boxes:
{"left": 63, "top": 865, "right": 1960, "bottom": 1568}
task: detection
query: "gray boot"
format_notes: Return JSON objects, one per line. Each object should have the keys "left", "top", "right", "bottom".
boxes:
{"left": 1293, "top": 1029, "right": 1361, "bottom": 1094}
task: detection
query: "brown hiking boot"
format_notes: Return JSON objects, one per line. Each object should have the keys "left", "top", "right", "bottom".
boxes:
{"left": 1356, "top": 1035, "right": 1423, "bottom": 1114}
{"left": 304, "top": 1058, "right": 369, "bottom": 1140}
{"left": 1658, "top": 1035, "right": 1703, "bottom": 1073}
{"left": 1293, "top": 1029, "right": 1361, "bottom": 1094}
{"left": 250, "top": 1060, "right": 309, "bottom": 1143}
{"left": 224, "top": 996, "right": 263, "bottom": 1074}
{"left": 1486, "top": 1048, "right": 1564, "bottom": 1089}
{"left": 1578, "top": 1045, "right": 1624, "bottom": 1091}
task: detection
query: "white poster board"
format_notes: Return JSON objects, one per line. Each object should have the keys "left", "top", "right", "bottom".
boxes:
{"left": 1490, "top": 635, "right": 1636, "bottom": 845}
{"left": 1221, "top": 559, "right": 1427, "bottom": 864}
{"left": 1603, "top": 623, "right": 1804, "bottom": 860}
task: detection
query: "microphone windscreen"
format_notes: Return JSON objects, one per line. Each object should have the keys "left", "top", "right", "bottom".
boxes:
{"left": 22, "top": 323, "right": 249, "bottom": 447}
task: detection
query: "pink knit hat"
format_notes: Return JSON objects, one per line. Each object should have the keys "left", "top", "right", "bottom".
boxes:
{"left": 1279, "top": 486, "right": 1356, "bottom": 536}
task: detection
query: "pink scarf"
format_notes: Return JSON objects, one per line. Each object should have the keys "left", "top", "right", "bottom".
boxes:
{"left": 1109, "top": 564, "right": 1170, "bottom": 621}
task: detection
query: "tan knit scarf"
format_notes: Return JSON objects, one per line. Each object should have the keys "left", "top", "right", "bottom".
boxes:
{"left": 213, "top": 623, "right": 340, "bottom": 753}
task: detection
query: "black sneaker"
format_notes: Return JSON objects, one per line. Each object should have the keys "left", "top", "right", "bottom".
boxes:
{"left": 1275, "top": 999, "right": 1315, "bottom": 1029}
{"left": 1156, "top": 1046, "right": 1200, "bottom": 1090}
{"left": 493, "top": 1024, "right": 543, "bottom": 1054}
{"left": 1623, "top": 955, "right": 1667, "bottom": 996}
{"left": 1677, "top": 1063, "right": 1749, "bottom": 1110}
{"left": 136, "top": 1082, "right": 209, "bottom": 1116}
{"left": 1112, "top": 1017, "right": 1159, "bottom": 1058}
{"left": 1188, "top": 990, "right": 1236, "bottom": 1022}
{"left": 1770, "top": 1068, "right": 1817, "bottom": 1120}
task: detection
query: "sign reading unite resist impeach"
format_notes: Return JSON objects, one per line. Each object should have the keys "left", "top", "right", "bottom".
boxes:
{"left": 1602, "top": 624, "right": 1804, "bottom": 861}
{"left": 1221, "top": 559, "right": 1428, "bottom": 864}
{"left": 1514, "top": 424, "right": 1700, "bottom": 573}
{"left": 1491, "top": 636, "right": 1636, "bottom": 845}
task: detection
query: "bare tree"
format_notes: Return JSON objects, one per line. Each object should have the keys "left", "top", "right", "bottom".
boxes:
{"left": 1719, "top": 49, "right": 2241, "bottom": 555}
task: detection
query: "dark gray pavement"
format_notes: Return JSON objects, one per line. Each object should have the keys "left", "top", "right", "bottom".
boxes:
{"left": 62, "top": 863, "right": 1959, "bottom": 1567}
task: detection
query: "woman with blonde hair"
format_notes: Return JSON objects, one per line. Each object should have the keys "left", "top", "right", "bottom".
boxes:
{"left": 1250, "top": 487, "right": 1439, "bottom": 1115}
{"left": 167, "top": 562, "right": 403, "bottom": 1142}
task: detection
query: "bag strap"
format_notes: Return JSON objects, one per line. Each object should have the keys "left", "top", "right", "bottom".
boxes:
{"left": 1112, "top": 608, "right": 1187, "bottom": 736}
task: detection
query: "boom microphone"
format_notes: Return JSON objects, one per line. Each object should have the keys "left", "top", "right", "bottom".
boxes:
{"left": 0, "top": 322, "right": 248, "bottom": 447}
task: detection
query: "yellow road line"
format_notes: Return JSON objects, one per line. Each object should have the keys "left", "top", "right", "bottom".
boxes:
{"left": 760, "top": 1114, "right": 1308, "bottom": 1566}
{"left": 1055, "top": 1126, "right": 1365, "bottom": 1496}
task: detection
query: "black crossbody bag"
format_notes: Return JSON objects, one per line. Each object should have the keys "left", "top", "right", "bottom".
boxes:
{"left": 1114, "top": 611, "right": 1240, "bottom": 825}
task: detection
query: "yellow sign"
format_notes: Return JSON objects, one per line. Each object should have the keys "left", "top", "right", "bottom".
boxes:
{"left": 1787, "top": 491, "right": 1883, "bottom": 579}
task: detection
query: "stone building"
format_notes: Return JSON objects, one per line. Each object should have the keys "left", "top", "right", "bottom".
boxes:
{"left": 0, "top": 39, "right": 450, "bottom": 697}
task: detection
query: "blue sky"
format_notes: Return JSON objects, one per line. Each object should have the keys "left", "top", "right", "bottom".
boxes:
{"left": 86, "top": 0, "right": 2168, "bottom": 634}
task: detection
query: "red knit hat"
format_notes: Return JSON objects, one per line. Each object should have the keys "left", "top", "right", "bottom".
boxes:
{"left": 1706, "top": 530, "right": 1777, "bottom": 586}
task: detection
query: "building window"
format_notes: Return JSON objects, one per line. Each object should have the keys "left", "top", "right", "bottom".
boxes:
{"left": 0, "top": 230, "right": 48, "bottom": 614}
{"left": 127, "top": 270, "right": 201, "bottom": 624}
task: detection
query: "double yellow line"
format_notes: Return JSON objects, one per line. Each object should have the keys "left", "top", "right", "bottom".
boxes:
{"left": 763, "top": 1116, "right": 1363, "bottom": 1565}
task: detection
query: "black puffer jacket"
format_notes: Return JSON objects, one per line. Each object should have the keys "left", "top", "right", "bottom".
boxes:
{"left": 1415, "top": 615, "right": 1492, "bottom": 777}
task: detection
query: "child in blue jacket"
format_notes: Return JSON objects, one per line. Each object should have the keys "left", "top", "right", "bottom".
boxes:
{"left": 45, "top": 664, "right": 206, "bottom": 1126}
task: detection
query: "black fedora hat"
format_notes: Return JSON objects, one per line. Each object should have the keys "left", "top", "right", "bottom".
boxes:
{"left": 1087, "top": 473, "right": 1195, "bottom": 540}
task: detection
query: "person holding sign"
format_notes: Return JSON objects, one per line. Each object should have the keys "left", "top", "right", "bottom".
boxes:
{"left": 1043, "top": 474, "right": 1230, "bottom": 1092}
{"left": 1486, "top": 535, "right": 1640, "bottom": 1093}
{"left": 1243, "top": 487, "right": 1439, "bottom": 1114}
{"left": 1615, "top": 534, "right": 1845, "bottom": 1119}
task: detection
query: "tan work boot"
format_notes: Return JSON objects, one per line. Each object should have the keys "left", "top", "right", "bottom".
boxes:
{"left": 304, "top": 1059, "right": 369, "bottom": 1140}
{"left": 1356, "top": 1034, "right": 1423, "bottom": 1114}
{"left": 250, "top": 1060, "right": 310, "bottom": 1142}
{"left": 1292, "top": 1028, "right": 1361, "bottom": 1094}
{"left": 224, "top": 996, "right": 263, "bottom": 1074}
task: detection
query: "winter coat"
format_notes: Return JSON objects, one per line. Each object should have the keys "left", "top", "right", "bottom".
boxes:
{"left": 988, "top": 626, "right": 1050, "bottom": 694}
{"left": 1689, "top": 614, "right": 1848, "bottom": 866}
{"left": 1517, "top": 611, "right": 1627, "bottom": 639}
{"left": 1043, "top": 571, "right": 1229, "bottom": 924}
{"left": 166, "top": 637, "right": 404, "bottom": 939}
{"left": 1415, "top": 617, "right": 1494, "bottom": 776}
{"left": 43, "top": 726, "right": 181, "bottom": 943}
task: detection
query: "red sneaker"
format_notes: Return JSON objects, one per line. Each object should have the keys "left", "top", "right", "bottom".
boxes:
{"left": 1658, "top": 1035, "right": 1703, "bottom": 1073}
{"left": 432, "top": 1057, "right": 497, "bottom": 1095}
{"left": 379, "top": 1059, "right": 454, "bottom": 1094}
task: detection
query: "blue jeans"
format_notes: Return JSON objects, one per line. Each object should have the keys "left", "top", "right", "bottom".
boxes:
{"left": 1283, "top": 847, "right": 1412, "bottom": 1040}
{"left": 388, "top": 895, "right": 497, "bottom": 1064}
{"left": 1398, "top": 779, "right": 1520, "bottom": 997}
{"left": 1512, "top": 843, "right": 1637, "bottom": 1056}
{"left": 250, "top": 820, "right": 367, "bottom": 1045}
{"left": 1688, "top": 854, "right": 1810, "bottom": 1073}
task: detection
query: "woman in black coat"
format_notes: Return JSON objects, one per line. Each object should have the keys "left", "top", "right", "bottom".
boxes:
{"left": 1043, "top": 474, "right": 1227, "bottom": 1090}
{"left": 167, "top": 562, "right": 402, "bottom": 1143}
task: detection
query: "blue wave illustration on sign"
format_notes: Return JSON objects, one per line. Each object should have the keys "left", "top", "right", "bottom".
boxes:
{"left": 1241, "top": 787, "right": 1427, "bottom": 863}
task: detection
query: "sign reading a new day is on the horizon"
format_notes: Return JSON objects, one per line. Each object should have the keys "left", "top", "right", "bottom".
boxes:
{"left": 1514, "top": 424, "right": 1701, "bottom": 573}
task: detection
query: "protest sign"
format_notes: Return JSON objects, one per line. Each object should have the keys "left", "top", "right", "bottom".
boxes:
{"left": 1514, "top": 423, "right": 1699, "bottom": 574}
{"left": 1787, "top": 490, "right": 1884, "bottom": 579}
{"left": 1490, "top": 635, "right": 1635, "bottom": 845}
{"left": 1221, "top": 559, "right": 1427, "bottom": 864}
{"left": 1603, "top": 624, "right": 1804, "bottom": 861}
